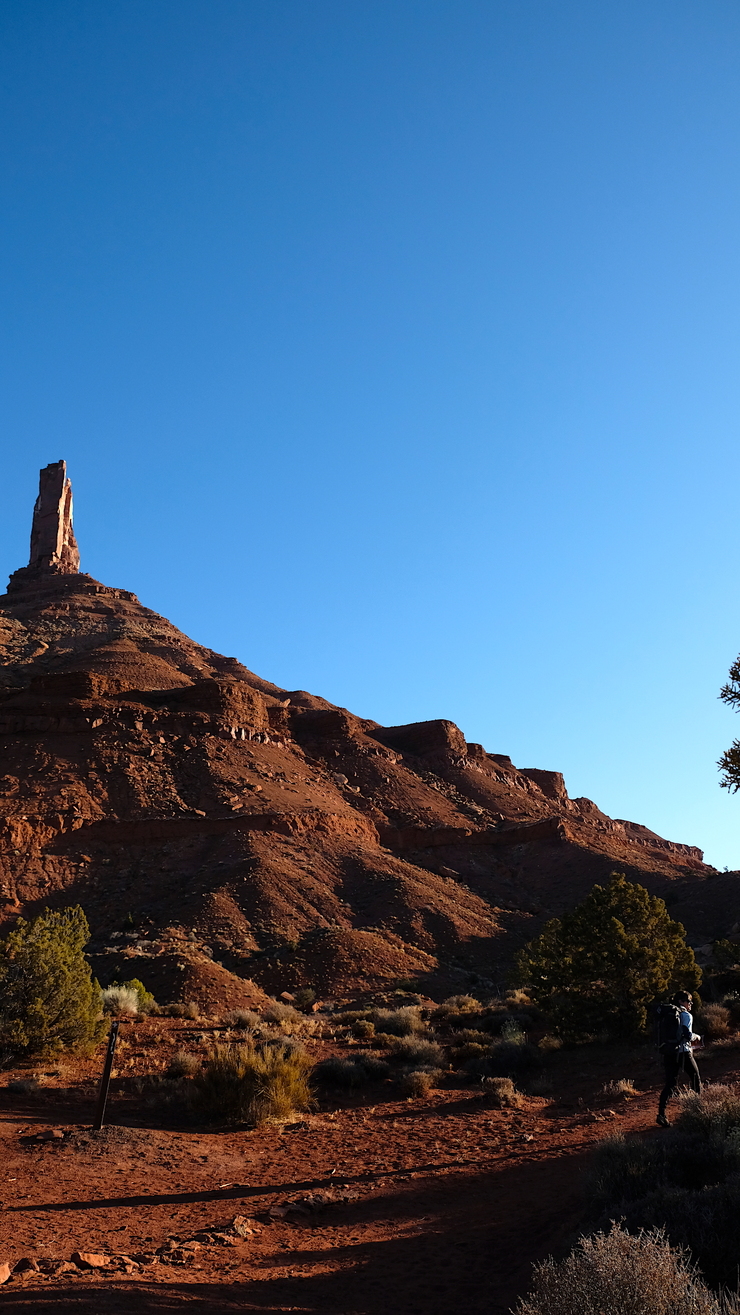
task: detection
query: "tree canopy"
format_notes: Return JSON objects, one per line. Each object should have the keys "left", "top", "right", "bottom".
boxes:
{"left": 718, "top": 654, "right": 740, "bottom": 792}
{"left": 514, "top": 873, "right": 701, "bottom": 1040}
{"left": 0, "top": 905, "right": 104, "bottom": 1056}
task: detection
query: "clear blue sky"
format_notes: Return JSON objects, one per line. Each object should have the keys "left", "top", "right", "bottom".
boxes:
{"left": 1, "top": 1, "right": 740, "bottom": 868}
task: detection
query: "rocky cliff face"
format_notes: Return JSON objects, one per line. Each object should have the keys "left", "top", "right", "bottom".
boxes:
{"left": 0, "top": 465, "right": 725, "bottom": 1005}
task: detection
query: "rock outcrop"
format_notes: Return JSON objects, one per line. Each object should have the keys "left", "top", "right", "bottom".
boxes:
{"left": 0, "top": 463, "right": 729, "bottom": 1002}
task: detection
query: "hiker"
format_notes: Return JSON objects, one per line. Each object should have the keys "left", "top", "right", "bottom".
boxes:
{"left": 656, "top": 990, "right": 702, "bottom": 1127}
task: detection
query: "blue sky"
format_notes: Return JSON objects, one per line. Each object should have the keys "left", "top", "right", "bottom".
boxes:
{"left": 1, "top": 1, "right": 740, "bottom": 867}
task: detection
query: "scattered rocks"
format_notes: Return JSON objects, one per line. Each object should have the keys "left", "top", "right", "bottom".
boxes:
{"left": 71, "top": 1251, "right": 111, "bottom": 1269}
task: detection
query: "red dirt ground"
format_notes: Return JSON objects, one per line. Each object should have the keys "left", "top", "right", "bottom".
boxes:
{"left": 0, "top": 1031, "right": 737, "bottom": 1314}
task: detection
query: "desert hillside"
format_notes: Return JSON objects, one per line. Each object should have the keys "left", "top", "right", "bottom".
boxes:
{"left": 0, "top": 462, "right": 729, "bottom": 1006}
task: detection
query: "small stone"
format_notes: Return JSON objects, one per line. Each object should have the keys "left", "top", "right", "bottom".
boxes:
{"left": 71, "top": 1251, "right": 110, "bottom": 1269}
{"left": 38, "top": 1128, "right": 65, "bottom": 1141}
{"left": 13, "top": 1258, "right": 39, "bottom": 1273}
{"left": 0, "top": 1263, "right": 11, "bottom": 1285}
{"left": 229, "top": 1215, "right": 257, "bottom": 1237}
{"left": 209, "top": 1232, "right": 239, "bottom": 1246}
{"left": 130, "top": 1253, "right": 158, "bottom": 1266}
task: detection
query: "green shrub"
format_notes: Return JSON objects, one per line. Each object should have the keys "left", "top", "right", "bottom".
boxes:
{"left": 676, "top": 1084, "right": 740, "bottom": 1139}
{"left": 293, "top": 988, "right": 316, "bottom": 1011}
{"left": 0, "top": 906, "right": 104, "bottom": 1056}
{"left": 515, "top": 873, "right": 701, "bottom": 1040}
{"left": 465, "top": 1038, "right": 539, "bottom": 1079}
{"left": 514, "top": 1223, "right": 732, "bottom": 1315}
{"left": 193, "top": 1041, "right": 312, "bottom": 1125}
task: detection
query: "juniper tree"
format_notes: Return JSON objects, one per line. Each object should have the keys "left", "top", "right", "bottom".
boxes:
{"left": 0, "top": 905, "right": 104, "bottom": 1056}
{"left": 718, "top": 653, "right": 740, "bottom": 792}
{"left": 514, "top": 873, "right": 700, "bottom": 1040}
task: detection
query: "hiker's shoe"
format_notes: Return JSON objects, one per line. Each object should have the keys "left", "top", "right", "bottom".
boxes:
{"left": 656, "top": 1113, "right": 670, "bottom": 1128}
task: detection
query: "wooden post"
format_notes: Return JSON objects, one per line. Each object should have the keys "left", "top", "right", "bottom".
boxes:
{"left": 93, "top": 1019, "right": 119, "bottom": 1131}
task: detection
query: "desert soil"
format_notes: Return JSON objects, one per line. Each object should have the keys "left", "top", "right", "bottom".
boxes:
{"left": 0, "top": 1028, "right": 736, "bottom": 1314}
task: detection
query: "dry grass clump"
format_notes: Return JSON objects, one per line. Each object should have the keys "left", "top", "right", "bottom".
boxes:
{"left": 193, "top": 1040, "right": 312, "bottom": 1126}
{"left": 369, "top": 1006, "right": 425, "bottom": 1036}
{"left": 398, "top": 1068, "right": 440, "bottom": 1098}
{"left": 166, "top": 1050, "right": 201, "bottom": 1079}
{"left": 603, "top": 1078, "right": 639, "bottom": 1098}
{"left": 482, "top": 1076, "right": 524, "bottom": 1108}
{"left": 696, "top": 1004, "right": 732, "bottom": 1041}
{"left": 6, "top": 1075, "right": 45, "bottom": 1095}
{"left": 313, "top": 1052, "right": 391, "bottom": 1088}
{"left": 102, "top": 985, "right": 139, "bottom": 1015}
{"left": 443, "top": 994, "right": 481, "bottom": 1012}
{"left": 389, "top": 1036, "right": 444, "bottom": 1065}
{"left": 514, "top": 1223, "right": 733, "bottom": 1315}
{"left": 225, "top": 1009, "right": 260, "bottom": 1030}
{"left": 164, "top": 1001, "right": 200, "bottom": 1019}
{"left": 262, "top": 1001, "right": 303, "bottom": 1027}
{"left": 351, "top": 1019, "right": 376, "bottom": 1039}
{"left": 676, "top": 1083, "right": 740, "bottom": 1138}
{"left": 538, "top": 1034, "right": 563, "bottom": 1051}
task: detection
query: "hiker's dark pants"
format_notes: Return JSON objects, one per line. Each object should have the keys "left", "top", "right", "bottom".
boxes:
{"left": 659, "top": 1046, "right": 701, "bottom": 1115}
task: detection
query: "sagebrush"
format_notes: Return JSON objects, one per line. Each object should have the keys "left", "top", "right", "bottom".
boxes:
{"left": 193, "top": 1040, "right": 313, "bottom": 1125}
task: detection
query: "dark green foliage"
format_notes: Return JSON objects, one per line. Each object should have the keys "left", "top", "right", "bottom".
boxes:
{"left": 718, "top": 656, "right": 740, "bottom": 793}
{"left": 514, "top": 874, "right": 701, "bottom": 1040}
{"left": 118, "top": 977, "right": 156, "bottom": 1012}
{"left": 590, "top": 1087, "right": 740, "bottom": 1288}
{"left": 313, "top": 1052, "right": 391, "bottom": 1087}
{"left": 0, "top": 905, "right": 104, "bottom": 1056}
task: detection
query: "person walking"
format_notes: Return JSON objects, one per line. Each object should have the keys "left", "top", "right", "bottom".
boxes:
{"left": 656, "top": 990, "right": 702, "bottom": 1127}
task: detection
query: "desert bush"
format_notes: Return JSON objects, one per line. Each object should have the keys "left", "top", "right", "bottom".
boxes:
{"left": 676, "top": 1084, "right": 740, "bottom": 1139}
{"left": 398, "top": 1068, "right": 440, "bottom": 1097}
{"left": 193, "top": 1040, "right": 312, "bottom": 1125}
{"left": 372, "top": 1032, "right": 397, "bottom": 1049}
{"left": 0, "top": 906, "right": 105, "bottom": 1057}
{"left": 117, "top": 978, "right": 156, "bottom": 1013}
{"left": 444, "top": 994, "right": 481, "bottom": 1012}
{"left": 603, "top": 1078, "right": 639, "bottom": 1097}
{"left": 166, "top": 1050, "right": 201, "bottom": 1079}
{"left": 697, "top": 1004, "right": 732, "bottom": 1040}
{"left": 483, "top": 1075, "right": 524, "bottom": 1108}
{"left": 505, "top": 988, "right": 533, "bottom": 1007}
{"left": 514, "top": 873, "right": 701, "bottom": 1040}
{"left": 538, "top": 1034, "right": 563, "bottom": 1051}
{"left": 450, "top": 1041, "right": 487, "bottom": 1064}
{"left": 465, "top": 1038, "right": 539, "bottom": 1079}
{"left": 525, "top": 1073, "right": 555, "bottom": 1097}
{"left": 722, "top": 995, "right": 740, "bottom": 1028}
{"left": 359, "top": 1053, "right": 391, "bottom": 1080}
{"left": 165, "top": 1001, "right": 200, "bottom": 1019}
{"left": 589, "top": 1091, "right": 740, "bottom": 1288}
{"left": 314, "top": 1056, "right": 369, "bottom": 1088}
{"left": 449, "top": 1028, "right": 489, "bottom": 1046}
{"left": 262, "top": 1001, "right": 302, "bottom": 1027}
{"left": 369, "top": 1006, "right": 425, "bottom": 1036}
{"left": 514, "top": 1223, "right": 733, "bottom": 1315}
{"left": 102, "top": 985, "right": 139, "bottom": 1015}
{"left": 225, "top": 1008, "right": 260, "bottom": 1030}
{"left": 389, "top": 1036, "right": 444, "bottom": 1065}
{"left": 351, "top": 1019, "right": 376, "bottom": 1039}
{"left": 6, "top": 1076, "right": 45, "bottom": 1095}
{"left": 293, "top": 988, "right": 316, "bottom": 1011}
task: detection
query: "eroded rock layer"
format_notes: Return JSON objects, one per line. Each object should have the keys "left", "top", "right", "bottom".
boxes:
{"left": 0, "top": 465, "right": 727, "bottom": 1004}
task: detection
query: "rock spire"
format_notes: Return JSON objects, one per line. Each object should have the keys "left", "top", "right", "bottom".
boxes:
{"left": 28, "top": 460, "right": 80, "bottom": 574}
